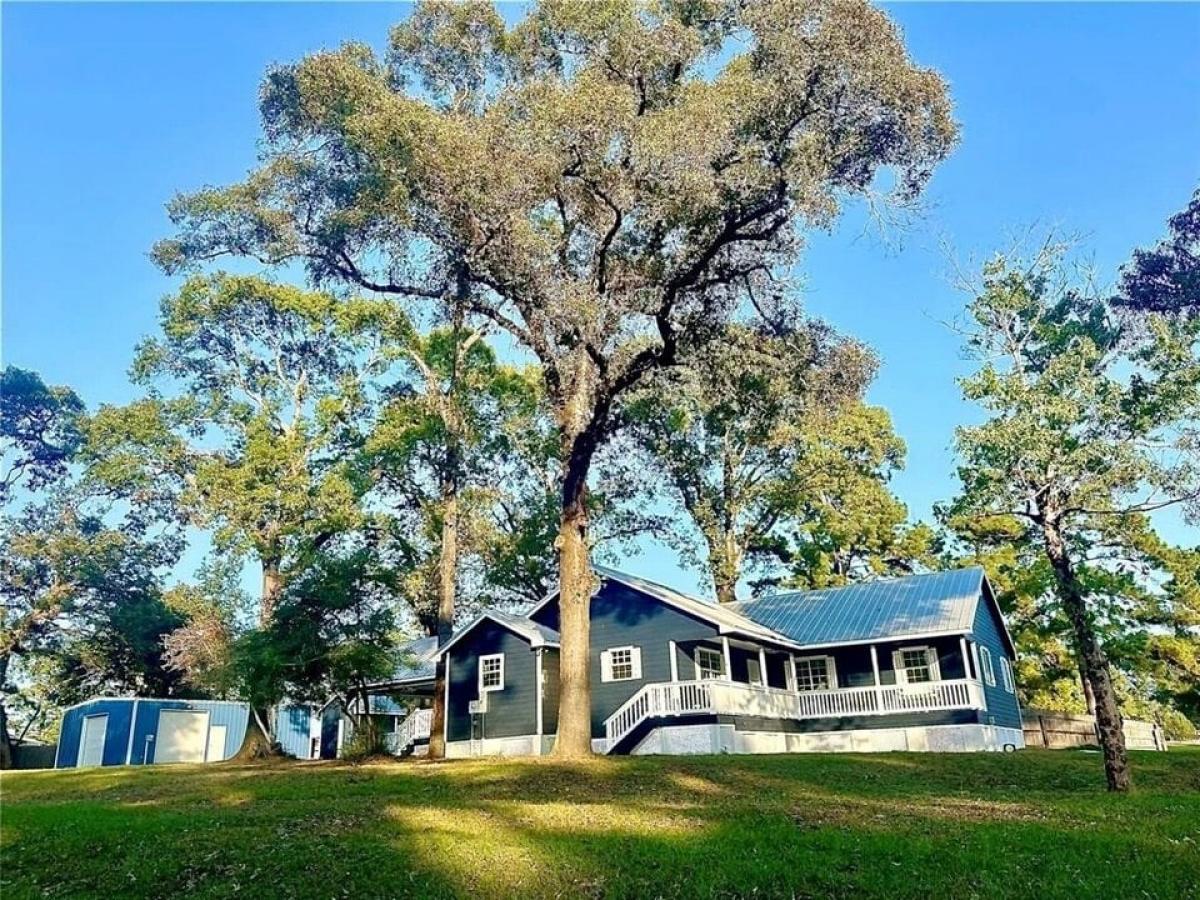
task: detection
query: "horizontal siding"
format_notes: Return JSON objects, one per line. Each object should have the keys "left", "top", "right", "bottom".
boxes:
{"left": 447, "top": 621, "right": 538, "bottom": 742}
{"left": 536, "top": 582, "right": 726, "bottom": 739}
{"left": 971, "top": 591, "right": 1023, "bottom": 729}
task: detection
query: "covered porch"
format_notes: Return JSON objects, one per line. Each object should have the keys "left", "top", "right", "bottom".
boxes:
{"left": 606, "top": 633, "right": 988, "bottom": 753}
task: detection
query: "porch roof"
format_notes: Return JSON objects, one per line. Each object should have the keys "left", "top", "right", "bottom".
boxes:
{"left": 731, "top": 567, "right": 989, "bottom": 648}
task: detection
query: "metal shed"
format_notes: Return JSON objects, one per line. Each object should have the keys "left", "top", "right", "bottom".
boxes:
{"left": 55, "top": 698, "right": 249, "bottom": 768}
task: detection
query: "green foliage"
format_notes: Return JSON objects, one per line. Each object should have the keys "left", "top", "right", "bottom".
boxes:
{"left": 631, "top": 322, "right": 931, "bottom": 600}
{"left": 943, "top": 239, "right": 1200, "bottom": 731}
{"left": 0, "top": 366, "right": 85, "bottom": 503}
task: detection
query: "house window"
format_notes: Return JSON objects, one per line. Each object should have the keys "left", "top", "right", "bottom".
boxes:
{"left": 479, "top": 653, "right": 504, "bottom": 692}
{"left": 695, "top": 646, "right": 724, "bottom": 680}
{"left": 601, "top": 646, "right": 642, "bottom": 683}
{"left": 979, "top": 646, "right": 996, "bottom": 686}
{"left": 746, "top": 657, "right": 763, "bottom": 687}
{"left": 794, "top": 656, "right": 836, "bottom": 692}
{"left": 1000, "top": 657, "right": 1015, "bottom": 693}
{"left": 895, "top": 647, "right": 940, "bottom": 685}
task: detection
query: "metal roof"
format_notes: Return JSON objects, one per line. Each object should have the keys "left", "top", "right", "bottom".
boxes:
{"left": 386, "top": 635, "right": 440, "bottom": 684}
{"left": 732, "top": 567, "right": 989, "bottom": 647}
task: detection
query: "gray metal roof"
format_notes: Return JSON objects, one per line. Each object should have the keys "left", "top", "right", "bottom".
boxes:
{"left": 731, "top": 567, "right": 988, "bottom": 647}
{"left": 387, "top": 635, "right": 440, "bottom": 684}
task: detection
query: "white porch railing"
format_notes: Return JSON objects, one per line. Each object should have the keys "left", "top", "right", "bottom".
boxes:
{"left": 603, "top": 678, "right": 985, "bottom": 753}
{"left": 385, "top": 708, "right": 433, "bottom": 756}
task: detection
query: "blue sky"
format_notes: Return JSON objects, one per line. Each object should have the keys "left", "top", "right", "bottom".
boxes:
{"left": 4, "top": 2, "right": 1199, "bottom": 596}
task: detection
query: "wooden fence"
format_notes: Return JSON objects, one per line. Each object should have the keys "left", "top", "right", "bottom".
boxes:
{"left": 1022, "top": 710, "right": 1168, "bottom": 751}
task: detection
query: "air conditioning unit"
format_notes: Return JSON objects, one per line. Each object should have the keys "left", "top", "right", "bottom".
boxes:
{"left": 469, "top": 699, "right": 487, "bottom": 715}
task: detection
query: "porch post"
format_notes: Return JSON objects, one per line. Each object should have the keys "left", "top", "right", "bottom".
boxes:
{"left": 722, "top": 636, "right": 733, "bottom": 681}
{"left": 669, "top": 641, "right": 679, "bottom": 682}
{"left": 788, "top": 655, "right": 798, "bottom": 692}
{"left": 758, "top": 647, "right": 768, "bottom": 687}
{"left": 959, "top": 636, "right": 972, "bottom": 679}
{"left": 869, "top": 644, "right": 883, "bottom": 712}
{"left": 535, "top": 648, "right": 544, "bottom": 751}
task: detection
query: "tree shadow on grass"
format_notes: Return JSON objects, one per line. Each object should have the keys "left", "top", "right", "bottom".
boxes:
{"left": 4, "top": 751, "right": 1199, "bottom": 898}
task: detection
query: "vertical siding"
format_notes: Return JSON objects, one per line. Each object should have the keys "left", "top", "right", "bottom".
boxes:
{"left": 275, "top": 703, "right": 316, "bottom": 759}
{"left": 970, "top": 592, "right": 1023, "bottom": 728}
{"left": 447, "top": 621, "right": 539, "bottom": 742}
{"left": 56, "top": 700, "right": 135, "bottom": 767}
{"left": 57, "top": 698, "right": 249, "bottom": 767}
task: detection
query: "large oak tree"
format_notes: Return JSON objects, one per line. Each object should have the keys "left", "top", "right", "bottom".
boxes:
{"left": 154, "top": 0, "right": 957, "bottom": 755}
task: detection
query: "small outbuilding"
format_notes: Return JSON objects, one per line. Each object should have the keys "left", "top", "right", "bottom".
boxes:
{"left": 55, "top": 698, "right": 249, "bottom": 768}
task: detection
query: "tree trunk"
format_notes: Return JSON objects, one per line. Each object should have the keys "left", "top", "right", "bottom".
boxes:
{"left": 552, "top": 486, "right": 593, "bottom": 757}
{"left": 1041, "top": 522, "right": 1130, "bottom": 791}
{"left": 427, "top": 465, "right": 459, "bottom": 760}
{"left": 260, "top": 555, "right": 282, "bottom": 627}
{"left": 1080, "top": 663, "right": 1097, "bottom": 715}
{"left": 0, "top": 698, "right": 13, "bottom": 770}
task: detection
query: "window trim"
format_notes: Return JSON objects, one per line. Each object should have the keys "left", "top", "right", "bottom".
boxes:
{"left": 894, "top": 645, "right": 941, "bottom": 685}
{"left": 999, "top": 656, "right": 1014, "bottom": 693}
{"left": 694, "top": 646, "right": 724, "bottom": 680}
{"left": 793, "top": 654, "right": 839, "bottom": 692}
{"left": 600, "top": 645, "right": 642, "bottom": 683}
{"left": 978, "top": 646, "right": 996, "bottom": 686}
{"left": 479, "top": 653, "right": 505, "bottom": 693}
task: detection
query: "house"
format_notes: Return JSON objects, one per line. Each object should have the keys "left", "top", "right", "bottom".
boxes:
{"left": 374, "top": 565, "right": 1023, "bottom": 757}
{"left": 54, "top": 698, "right": 249, "bottom": 768}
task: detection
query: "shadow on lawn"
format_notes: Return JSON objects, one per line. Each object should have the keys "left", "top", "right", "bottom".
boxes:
{"left": 4, "top": 751, "right": 1198, "bottom": 898}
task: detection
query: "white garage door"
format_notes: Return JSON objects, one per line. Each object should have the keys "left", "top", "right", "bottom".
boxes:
{"left": 206, "top": 724, "right": 228, "bottom": 762}
{"left": 78, "top": 714, "right": 108, "bottom": 767}
{"left": 156, "top": 710, "right": 209, "bottom": 763}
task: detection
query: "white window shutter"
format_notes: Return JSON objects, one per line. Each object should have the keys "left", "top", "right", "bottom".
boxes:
{"left": 631, "top": 647, "right": 642, "bottom": 680}
{"left": 891, "top": 650, "right": 904, "bottom": 684}
{"left": 600, "top": 650, "right": 612, "bottom": 683}
{"left": 928, "top": 648, "right": 942, "bottom": 682}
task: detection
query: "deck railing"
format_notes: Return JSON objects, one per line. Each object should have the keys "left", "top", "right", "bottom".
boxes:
{"left": 602, "top": 678, "right": 984, "bottom": 753}
{"left": 385, "top": 708, "right": 433, "bottom": 756}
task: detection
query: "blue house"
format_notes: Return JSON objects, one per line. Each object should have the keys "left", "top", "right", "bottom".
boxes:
{"left": 55, "top": 698, "right": 249, "bottom": 768}
{"left": 375, "top": 566, "right": 1023, "bottom": 757}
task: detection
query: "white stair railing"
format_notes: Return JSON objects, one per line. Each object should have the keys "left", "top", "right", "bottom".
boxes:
{"left": 601, "top": 677, "right": 986, "bottom": 753}
{"left": 385, "top": 708, "right": 433, "bottom": 756}
{"left": 604, "top": 680, "right": 714, "bottom": 752}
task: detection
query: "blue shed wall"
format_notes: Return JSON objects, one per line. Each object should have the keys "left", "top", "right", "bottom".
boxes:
{"left": 970, "top": 592, "right": 1022, "bottom": 729}
{"left": 276, "top": 703, "right": 316, "bottom": 759}
{"left": 57, "top": 699, "right": 249, "bottom": 768}
{"left": 57, "top": 699, "right": 136, "bottom": 767}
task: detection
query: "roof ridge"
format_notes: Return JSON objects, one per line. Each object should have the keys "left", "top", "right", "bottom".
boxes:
{"left": 757, "top": 565, "right": 985, "bottom": 601}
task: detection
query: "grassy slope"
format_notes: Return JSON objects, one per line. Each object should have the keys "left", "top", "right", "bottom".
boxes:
{"left": 2, "top": 748, "right": 1198, "bottom": 899}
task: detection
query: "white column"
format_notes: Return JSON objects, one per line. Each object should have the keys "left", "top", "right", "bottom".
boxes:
{"left": 124, "top": 699, "right": 140, "bottom": 765}
{"left": 535, "top": 648, "right": 544, "bottom": 749}
{"left": 788, "top": 655, "right": 798, "bottom": 692}
{"left": 959, "top": 636, "right": 972, "bottom": 679}
{"left": 669, "top": 641, "right": 679, "bottom": 682}
{"left": 443, "top": 654, "right": 452, "bottom": 746}
{"left": 869, "top": 645, "right": 883, "bottom": 712}
{"left": 758, "top": 647, "right": 768, "bottom": 687}
{"left": 722, "top": 636, "right": 733, "bottom": 681}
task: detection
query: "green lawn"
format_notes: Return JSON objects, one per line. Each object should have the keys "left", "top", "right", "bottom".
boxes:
{"left": 2, "top": 748, "right": 1198, "bottom": 899}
